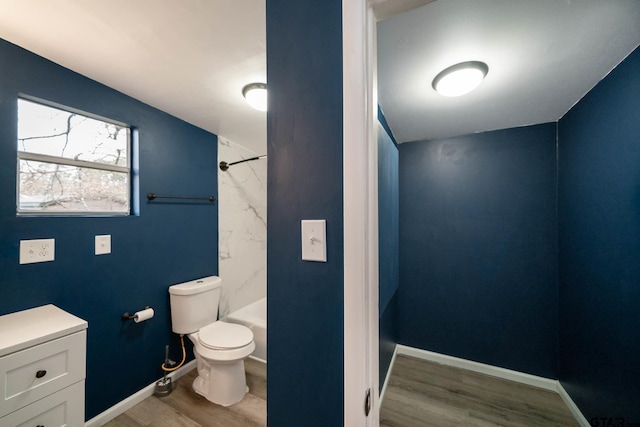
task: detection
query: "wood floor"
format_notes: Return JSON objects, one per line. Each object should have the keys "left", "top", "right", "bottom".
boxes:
{"left": 103, "top": 353, "right": 578, "bottom": 426}
{"left": 103, "top": 357, "right": 266, "bottom": 427}
{"left": 380, "top": 354, "right": 579, "bottom": 427}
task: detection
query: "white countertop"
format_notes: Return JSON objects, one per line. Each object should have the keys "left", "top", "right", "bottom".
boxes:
{"left": 0, "top": 304, "right": 87, "bottom": 357}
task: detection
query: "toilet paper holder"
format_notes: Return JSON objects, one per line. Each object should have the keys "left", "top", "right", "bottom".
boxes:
{"left": 121, "top": 306, "right": 152, "bottom": 321}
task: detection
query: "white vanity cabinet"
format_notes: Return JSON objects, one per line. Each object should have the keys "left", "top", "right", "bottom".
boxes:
{"left": 0, "top": 305, "right": 87, "bottom": 427}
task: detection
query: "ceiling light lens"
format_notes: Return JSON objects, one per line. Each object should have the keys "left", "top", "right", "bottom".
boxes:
{"left": 432, "top": 61, "right": 488, "bottom": 97}
{"left": 242, "top": 83, "right": 267, "bottom": 111}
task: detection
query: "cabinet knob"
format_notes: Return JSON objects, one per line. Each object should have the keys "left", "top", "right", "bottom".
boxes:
{"left": 35, "top": 370, "right": 47, "bottom": 379}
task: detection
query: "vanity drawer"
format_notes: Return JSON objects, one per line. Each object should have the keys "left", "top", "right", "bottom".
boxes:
{"left": 0, "top": 380, "right": 84, "bottom": 427}
{"left": 0, "top": 330, "right": 86, "bottom": 417}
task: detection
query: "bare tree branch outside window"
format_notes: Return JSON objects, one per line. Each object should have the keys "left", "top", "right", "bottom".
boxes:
{"left": 17, "top": 98, "right": 130, "bottom": 214}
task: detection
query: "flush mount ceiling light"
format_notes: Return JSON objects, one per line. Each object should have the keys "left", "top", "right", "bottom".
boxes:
{"left": 242, "top": 82, "right": 267, "bottom": 111}
{"left": 432, "top": 61, "right": 489, "bottom": 97}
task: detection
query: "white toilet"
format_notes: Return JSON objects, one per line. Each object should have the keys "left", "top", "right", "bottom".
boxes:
{"left": 168, "top": 276, "right": 255, "bottom": 406}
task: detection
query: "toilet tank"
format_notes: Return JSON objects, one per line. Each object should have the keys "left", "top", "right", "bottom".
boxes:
{"left": 169, "top": 276, "right": 222, "bottom": 334}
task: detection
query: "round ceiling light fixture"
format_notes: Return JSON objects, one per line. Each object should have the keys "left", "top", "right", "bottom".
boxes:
{"left": 242, "top": 82, "right": 267, "bottom": 111}
{"left": 432, "top": 61, "right": 489, "bottom": 97}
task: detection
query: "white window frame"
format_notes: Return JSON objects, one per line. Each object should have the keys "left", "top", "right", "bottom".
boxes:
{"left": 17, "top": 95, "right": 132, "bottom": 216}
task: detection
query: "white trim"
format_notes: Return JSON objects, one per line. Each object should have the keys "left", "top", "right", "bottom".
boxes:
{"left": 378, "top": 344, "right": 397, "bottom": 406}
{"left": 19, "top": 94, "right": 130, "bottom": 128}
{"left": 343, "top": 0, "right": 378, "bottom": 425}
{"left": 557, "top": 382, "right": 590, "bottom": 427}
{"left": 84, "top": 360, "right": 196, "bottom": 427}
{"left": 397, "top": 344, "right": 557, "bottom": 391}
{"left": 18, "top": 151, "right": 130, "bottom": 174}
{"left": 248, "top": 355, "right": 266, "bottom": 364}
{"left": 367, "top": 5, "right": 380, "bottom": 422}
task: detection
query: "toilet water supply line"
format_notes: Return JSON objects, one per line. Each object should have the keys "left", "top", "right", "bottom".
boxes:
{"left": 120, "top": 307, "right": 186, "bottom": 374}
{"left": 161, "top": 334, "right": 187, "bottom": 372}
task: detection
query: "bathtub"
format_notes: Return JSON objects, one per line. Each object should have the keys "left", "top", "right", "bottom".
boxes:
{"left": 224, "top": 298, "right": 266, "bottom": 362}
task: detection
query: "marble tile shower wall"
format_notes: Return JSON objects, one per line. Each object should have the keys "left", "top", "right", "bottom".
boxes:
{"left": 218, "top": 137, "right": 267, "bottom": 317}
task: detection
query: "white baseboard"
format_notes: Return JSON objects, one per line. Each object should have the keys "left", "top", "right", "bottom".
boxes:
{"left": 85, "top": 360, "right": 196, "bottom": 427}
{"left": 395, "top": 345, "right": 588, "bottom": 426}
{"left": 378, "top": 344, "right": 398, "bottom": 406}
{"left": 557, "top": 381, "right": 590, "bottom": 427}
{"left": 248, "top": 355, "right": 266, "bottom": 364}
{"left": 397, "top": 344, "right": 557, "bottom": 391}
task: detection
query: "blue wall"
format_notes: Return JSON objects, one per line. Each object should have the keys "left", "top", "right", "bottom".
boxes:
{"left": 266, "top": 1, "right": 344, "bottom": 425}
{"left": 398, "top": 123, "right": 559, "bottom": 378}
{"left": 378, "top": 114, "right": 399, "bottom": 390}
{"left": 558, "top": 46, "right": 640, "bottom": 421}
{"left": 378, "top": 115, "right": 400, "bottom": 313}
{"left": 0, "top": 39, "right": 217, "bottom": 419}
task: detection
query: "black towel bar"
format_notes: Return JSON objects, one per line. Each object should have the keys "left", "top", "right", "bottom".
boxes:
{"left": 146, "top": 193, "right": 216, "bottom": 203}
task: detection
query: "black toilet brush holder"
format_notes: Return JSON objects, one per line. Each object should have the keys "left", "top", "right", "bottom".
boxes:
{"left": 154, "top": 376, "right": 172, "bottom": 397}
{"left": 154, "top": 345, "right": 174, "bottom": 397}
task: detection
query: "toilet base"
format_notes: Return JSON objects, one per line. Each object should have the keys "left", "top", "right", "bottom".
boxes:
{"left": 192, "top": 354, "right": 249, "bottom": 407}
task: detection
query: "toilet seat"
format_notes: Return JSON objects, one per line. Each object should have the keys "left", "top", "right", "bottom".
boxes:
{"left": 198, "top": 321, "right": 253, "bottom": 350}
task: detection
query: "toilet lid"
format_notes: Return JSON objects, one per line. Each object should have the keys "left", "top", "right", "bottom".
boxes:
{"left": 199, "top": 322, "right": 253, "bottom": 350}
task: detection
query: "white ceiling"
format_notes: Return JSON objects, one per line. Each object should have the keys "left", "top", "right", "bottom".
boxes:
{"left": 378, "top": 0, "right": 640, "bottom": 143}
{"left": 0, "top": 0, "right": 267, "bottom": 154}
{"left": 1, "top": 1, "right": 639, "bottom": 151}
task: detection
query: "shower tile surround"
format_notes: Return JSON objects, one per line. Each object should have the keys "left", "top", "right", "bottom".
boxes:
{"left": 218, "top": 137, "right": 267, "bottom": 317}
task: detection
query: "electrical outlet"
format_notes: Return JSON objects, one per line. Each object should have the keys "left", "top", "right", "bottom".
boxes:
{"left": 20, "top": 238, "right": 55, "bottom": 264}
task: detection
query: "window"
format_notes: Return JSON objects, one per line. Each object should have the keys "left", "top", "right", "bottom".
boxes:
{"left": 17, "top": 97, "right": 131, "bottom": 215}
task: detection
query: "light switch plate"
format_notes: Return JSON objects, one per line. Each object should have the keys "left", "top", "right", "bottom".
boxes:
{"left": 20, "top": 238, "right": 55, "bottom": 264}
{"left": 301, "top": 220, "right": 327, "bottom": 262}
{"left": 95, "top": 235, "right": 111, "bottom": 255}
